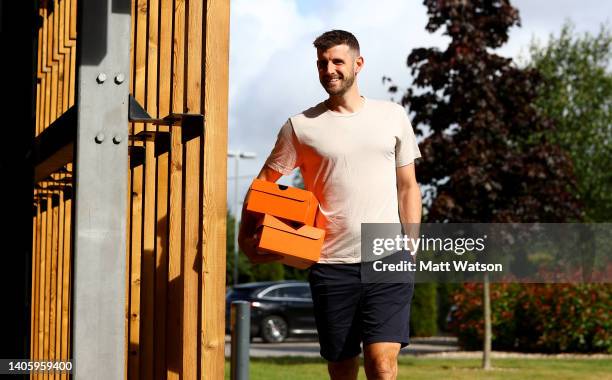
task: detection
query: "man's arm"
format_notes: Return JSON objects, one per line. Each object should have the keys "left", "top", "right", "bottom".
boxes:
{"left": 396, "top": 163, "right": 422, "bottom": 254}
{"left": 237, "top": 166, "right": 284, "bottom": 264}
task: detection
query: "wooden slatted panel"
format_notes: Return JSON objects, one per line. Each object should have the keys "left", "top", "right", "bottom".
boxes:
{"left": 30, "top": 1, "right": 229, "bottom": 378}
{"left": 34, "top": 0, "right": 76, "bottom": 137}
{"left": 123, "top": 1, "right": 228, "bottom": 378}
{"left": 31, "top": 3, "right": 77, "bottom": 378}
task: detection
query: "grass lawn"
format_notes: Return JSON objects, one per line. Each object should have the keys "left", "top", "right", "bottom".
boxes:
{"left": 225, "top": 356, "right": 612, "bottom": 380}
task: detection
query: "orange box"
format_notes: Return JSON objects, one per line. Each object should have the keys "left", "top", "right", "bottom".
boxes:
{"left": 246, "top": 179, "right": 318, "bottom": 226}
{"left": 256, "top": 214, "right": 325, "bottom": 269}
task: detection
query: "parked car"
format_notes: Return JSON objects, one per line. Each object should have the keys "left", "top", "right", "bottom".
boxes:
{"left": 225, "top": 280, "right": 317, "bottom": 343}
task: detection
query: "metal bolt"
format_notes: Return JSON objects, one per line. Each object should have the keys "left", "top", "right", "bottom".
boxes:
{"left": 113, "top": 135, "right": 123, "bottom": 144}
{"left": 95, "top": 133, "right": 105, "bottom": 144}
{"left": 115, "top": 73, "right": 125, "bottom": 84}
{"left": 96, "top": 73, "right": 107, "bottom": 84}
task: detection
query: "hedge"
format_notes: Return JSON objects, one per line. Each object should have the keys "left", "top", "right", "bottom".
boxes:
{"left": 450, "top": 283, "right": 611, "bottom": 353}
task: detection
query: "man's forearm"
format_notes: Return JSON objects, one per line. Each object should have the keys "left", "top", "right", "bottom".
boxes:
{"left": 398, "top": 185, "right": 422, "bottom": 244}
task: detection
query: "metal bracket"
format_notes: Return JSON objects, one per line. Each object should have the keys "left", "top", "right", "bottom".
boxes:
{"left": 128, "top": 95, "right": 204, "bottom": 167}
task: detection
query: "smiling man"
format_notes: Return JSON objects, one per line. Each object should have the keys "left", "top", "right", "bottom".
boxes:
{"left": 239, "top": 30, "right": 422, "bottom": 380}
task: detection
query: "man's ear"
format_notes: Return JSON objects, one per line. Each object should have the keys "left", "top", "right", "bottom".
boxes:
{"left": 355, "top": 55, "right": 364, "bottom": 75}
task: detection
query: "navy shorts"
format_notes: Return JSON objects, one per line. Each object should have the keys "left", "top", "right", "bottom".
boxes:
{"left": 308, "top": 260, "right": 414, "bottom": 362}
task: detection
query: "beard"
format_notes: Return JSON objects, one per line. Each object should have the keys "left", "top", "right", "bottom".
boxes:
{"left": 320, "top": 71, "right": 356, "bottom": 96}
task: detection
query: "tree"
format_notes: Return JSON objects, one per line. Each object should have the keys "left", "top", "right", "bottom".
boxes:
{"left": 386, "top": 0, "right": 582, "bottom": 369}
{"left": 525, "top": 22, "right": 612, "bottom": 223}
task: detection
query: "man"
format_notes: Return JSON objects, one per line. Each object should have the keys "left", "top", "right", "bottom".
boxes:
{"left": 238, "top": 30, "right": 422, "bottom": 380}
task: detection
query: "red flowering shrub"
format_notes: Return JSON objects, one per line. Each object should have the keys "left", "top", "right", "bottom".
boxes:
{"left": 450, "top": 283, "right": 611, "bottom": 353}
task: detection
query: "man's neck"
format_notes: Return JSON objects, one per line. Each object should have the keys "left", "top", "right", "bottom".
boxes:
{"left": 325, "top": 88, "right": 364, "bottom": 114}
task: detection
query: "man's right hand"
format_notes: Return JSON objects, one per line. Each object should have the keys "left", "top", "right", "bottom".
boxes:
{"left": 238, "top": 231, "right": 283, "bottom": 264}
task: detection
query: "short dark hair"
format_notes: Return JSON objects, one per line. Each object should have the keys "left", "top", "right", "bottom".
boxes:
{"left": 313, "top": 30, "right": 360, "bottom": 55}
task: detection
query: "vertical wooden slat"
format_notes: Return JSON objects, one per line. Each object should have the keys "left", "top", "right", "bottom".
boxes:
{"left": 141, "top": 0, "right": 159, "bottom": 378}
{"left": 36, "top": 3, "right": 44, "bottom": 136}
{"left": 43, "top": 196, "right": 52, "bottom": 375}
{"left": 53, "top": 184, "right": 66, "bottom": 380}
{"left": 201, "top": 0, "right": 230, "bottom": 377}
{"left": 37, "top": 199, "right": 47, "bottom": 374}
{"left": 154, "top": 1, "right": 172, "bottom": 378}
{"left": 58, "top": 0, "right": 68, "bottom": 114}
{"left": 48, "top": 193, "right": 59, "bottom": 380}
{"left": 59, "top": 173, "right": 71, "bottom": 380}
{"left": 51, "top": 0, "right": 61, "bottom": 122}
{"left": 129, "top": 0, "right": 148, "bottom": 378}
{"left": 67, "top": 0, "right": 77, "bottom": 108}
{"left": 125, "top": 160, "right": 132, "bottom": 380}
{"left": 30, "top": 205, "right": 37, "bottom": 362}
{"left": 50, "top": 2, "right": 59, "bottom": 125}
{"left": 42, "top": 4, "right": 51, "bottom": 131}
{"left": 183, "top": 1, "right": 203, "bottom": 378}
{"left": 61, "top": 168, "right": 72, "bottom": 380}
{"left": 126, "top": 0, "right": 136, "bottom": 377}
{"left": 31, "top": 203, "right": 42, "bottom": 365}
{"left": 167, "top": 0, "right": 185, "bottom": 378}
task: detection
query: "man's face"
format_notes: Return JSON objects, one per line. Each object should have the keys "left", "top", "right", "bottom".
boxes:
{"left": 316, "top": 44, "right": 362, "bottom": 96}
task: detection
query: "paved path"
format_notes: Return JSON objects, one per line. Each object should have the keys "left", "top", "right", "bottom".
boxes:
{"left": 224, "top": 335, "right": 459, "bottom": 358}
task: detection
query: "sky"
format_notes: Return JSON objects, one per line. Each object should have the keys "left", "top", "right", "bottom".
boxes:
{"left": 226, "top": 0, "right": 612, "bottom": 216}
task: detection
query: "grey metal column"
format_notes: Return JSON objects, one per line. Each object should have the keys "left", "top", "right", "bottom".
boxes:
{"left": 72, "top": 0, "right": 131, "bottom": 378}
{"left": 230, "top": 301, "right": 251, "bottom": 380}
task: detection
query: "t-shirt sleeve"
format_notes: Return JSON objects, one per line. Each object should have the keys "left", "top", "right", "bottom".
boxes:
{"left": 395, "top": 107, "right": 422, "bottom": 167}
{"left": 264, "top": 119, "right": 302, "bottom": 175}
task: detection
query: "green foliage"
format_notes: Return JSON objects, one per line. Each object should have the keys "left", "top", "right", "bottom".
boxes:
{"left": 249, "top": 262, "right": 285, "bottom": 282}
{"left": 226, "top": 211, "right": 253, "bottom": 285}
{"left": 451, "top": 283, "right": 612, "bottom": 353}
{"left": 283, "top": 266, "right": 309, "bottom": 281}
{"left": 410, "top": 283, "right": 438, "bottom": 337}
{"left": 526, "top": 22, "right": 612, "bottom": 222}
{"left": 292, "top": 168, "right": 305, "bottom": 189}
{"left": 436, "top": 283, "right": 460, "bottom": 332}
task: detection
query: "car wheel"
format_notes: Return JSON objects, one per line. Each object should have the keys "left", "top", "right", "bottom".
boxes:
{"left": 260, "top": 315, "right": 288, "bottom": 343}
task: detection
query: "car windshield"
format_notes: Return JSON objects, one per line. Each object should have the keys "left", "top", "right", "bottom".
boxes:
{"left": 226, "top": 287, "right": 257, "bottom": 301}
{"left": 261, "top": 284, "right": 312, "bottom": 299}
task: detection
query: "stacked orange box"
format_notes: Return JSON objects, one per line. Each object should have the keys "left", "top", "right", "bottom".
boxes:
{"left": 246, "top": 179, "right": 325, "bottom": 269}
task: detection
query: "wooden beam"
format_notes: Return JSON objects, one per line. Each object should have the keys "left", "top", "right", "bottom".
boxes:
{"left": 32, "top": 106, "right": 76, "bottom": 183}
{"left": 201, "top": 0, "right": 229, "bottom": 378}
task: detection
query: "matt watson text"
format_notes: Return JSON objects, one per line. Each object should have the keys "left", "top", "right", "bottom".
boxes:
{"left": 372, "top": 260, "right": 503, "bottom": 272}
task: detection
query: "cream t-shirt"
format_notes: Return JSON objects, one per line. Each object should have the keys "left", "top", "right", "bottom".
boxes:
{"left": 264, "top": 97, "right": 421, "bottom": 263}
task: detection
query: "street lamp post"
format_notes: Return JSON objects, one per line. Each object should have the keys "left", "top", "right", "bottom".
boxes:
{"left": 228, "top": 150, "right": 256, "bottom": 286}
